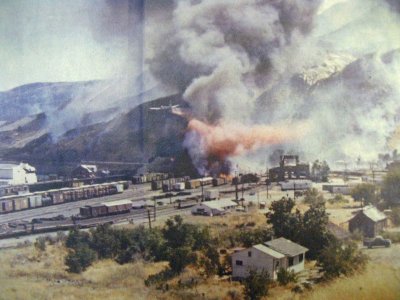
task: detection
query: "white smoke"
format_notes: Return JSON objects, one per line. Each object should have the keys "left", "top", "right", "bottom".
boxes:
{"left": 147, "top": 0, "right": 400, "bottom": 172}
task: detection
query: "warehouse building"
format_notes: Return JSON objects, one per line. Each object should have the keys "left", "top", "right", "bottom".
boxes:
{"left": 191, "top": 199, "right": 237, "bottom": 216}
{"left": 269, "top": 155, "right": 310, "bottom": 182}
{"left": 0, "top": 163, "right": 37, "bottom": 185}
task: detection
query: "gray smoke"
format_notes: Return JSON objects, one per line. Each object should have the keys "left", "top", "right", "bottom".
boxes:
{"left": 147, "top": 0, "right": 400, "bottom": 172}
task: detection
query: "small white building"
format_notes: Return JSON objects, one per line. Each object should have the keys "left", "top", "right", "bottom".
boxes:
{"left": 191, "top": 199, "right": 237, "bottom": 216}
{"left": 280, "top": 180, "right": 312, "bottom": 191}
{"left": 232, "top": 237, "right": 308, "bottom": 280}
{"left": 0, "top": 163, "right": 37, "bottom": 185}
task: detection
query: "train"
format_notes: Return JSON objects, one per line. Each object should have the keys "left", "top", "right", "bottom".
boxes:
{"left": 0, "top": 181, "right": 129, "bottom": 214}
{"left": 132, "top": 173, "right": 170, "bottom": 184}
{"left": 79, "top": 199, "right": 133, "bottom": 218}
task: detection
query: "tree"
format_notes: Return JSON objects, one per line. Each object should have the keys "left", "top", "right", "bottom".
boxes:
{"left": 65, "top": 245, "right": 97, "bottom": 273}
{"left": 267, "top": 197, "right": 333, "bottom": 259}
{"left": 317, "top": 239, "right": 368, "bottom": 280}
{"left": 66, "top": 228, "right": 91, "bottom": 250}
{"left": 167, "top": 246, "right": 197, "bottom": 274}
{"left": 266, "top": 197, "right": 303, "bottom": 242}
{"left": 90, "top": 224, "right": 119, "bottom": 259}
{"left": 311, "top": 160, "right": 330, "bottom": 182}
{"left": 382, "top": 166, "right": 400, "bottom": 205}
{"left": 243, "top": 269, "right": 271, "bottom": 300}
{"left": 162, "top": 215, "right": 195, "bottom": 249}
{"left": 351, "top": 183, "right": 377, "bottom": 206}
{"left": 301, "top": 203, "right": 333, "bottom": 259}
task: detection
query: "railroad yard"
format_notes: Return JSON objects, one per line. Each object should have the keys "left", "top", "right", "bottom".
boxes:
{"left": 0, "top": 177, "right": 275, "bottom": 247}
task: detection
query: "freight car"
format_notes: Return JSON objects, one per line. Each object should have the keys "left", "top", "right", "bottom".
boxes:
{"left": 79, "top": 199, "right": 132, "bottom": 218}
{"left": 212, "top": 177, "right": 227, "bottom": 187}
{"left": 0, "top": 181, "right": 128, "bottom": 214}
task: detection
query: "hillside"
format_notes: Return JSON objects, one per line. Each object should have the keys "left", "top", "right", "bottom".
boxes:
{"left": 0, "top": 93, "right": 197, "bottom": 176}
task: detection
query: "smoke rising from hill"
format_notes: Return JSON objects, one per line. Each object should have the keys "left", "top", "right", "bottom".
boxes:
{"left": 148, "top": 0, "right": 400, "bottom": 173}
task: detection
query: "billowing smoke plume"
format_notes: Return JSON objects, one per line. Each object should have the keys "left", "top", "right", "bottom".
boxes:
{"left": 148, "top": 0, "right": 400, "bottom": 173}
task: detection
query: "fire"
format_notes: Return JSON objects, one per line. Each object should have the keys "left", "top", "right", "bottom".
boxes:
{"left": 188, "top": 119, "right": 310, "bottom": 161}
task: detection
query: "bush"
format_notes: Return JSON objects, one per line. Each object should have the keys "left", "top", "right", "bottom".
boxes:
{"left": 276, "top": 268, "right": 297, "bottom": 286}
{"left": 243, "top": 269, "right": 272, "bottom": 300}
{"left": 317, "top": 240, "right": 368, "bottom": 280}
{"left": 34, "top": 237, "right": 46, "bottom": 252}
{"left": 65, "top": 245, "right": 97, "bottom": 273}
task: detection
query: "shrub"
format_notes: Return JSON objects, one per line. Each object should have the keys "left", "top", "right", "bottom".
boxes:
{"left": 317, "top": 240, "right": 368, "bottom": 280}
{"left": 243, "top": 269, "right": 271, "bottom": 300}
{"left": 276, "top": 268, "right": 297, "bottom": 286}
{"left": 65, "top": 245, "right": 97, "bottom": 273}
{"left": 34, "top": 237, "right": 46, "bottom": 252}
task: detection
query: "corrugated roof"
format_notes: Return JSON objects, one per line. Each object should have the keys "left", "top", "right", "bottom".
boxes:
{"left": 199, "top": 199, "right": 237, "bottom": 210}
{"left": 253, "top": 244, "right": 285, "bottom": 259}
{"left": 265, "top": 237, "right": 308, "bottom": 257}
{"left": 360, "top": 206, "right": 387, "bottom": 222}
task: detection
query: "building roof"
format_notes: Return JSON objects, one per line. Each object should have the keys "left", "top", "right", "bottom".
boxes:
{"left": 356, "top": 206, "right": 387, "bottom": 222}
{"left": 102, "top": 199, "right": 132, "bottom": 207}
{"left": 198, "top": 199, "right": 237, "bottom": 210}
{"left": 265, "top": 237, "right": 308, "bottom": 257}
{"left": 253, "top": 244, "right": 285, "bottom": 259}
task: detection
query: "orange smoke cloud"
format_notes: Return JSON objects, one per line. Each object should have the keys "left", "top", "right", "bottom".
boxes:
{"left": 188, "top": 119, "right": 310, "bottom": 160}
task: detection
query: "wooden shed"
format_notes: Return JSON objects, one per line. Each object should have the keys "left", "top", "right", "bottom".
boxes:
{"left": 348, "top": 206, "right": 387, "bottom": 238}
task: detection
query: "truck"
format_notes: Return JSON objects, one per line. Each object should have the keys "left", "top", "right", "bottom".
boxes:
{"left": 204, "top": 189, "right": 219, "bottom": 200}
{"left": 363, "top": 236, "right": 391, "bottom": 248}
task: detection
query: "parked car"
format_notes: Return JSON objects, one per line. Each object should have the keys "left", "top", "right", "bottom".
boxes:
{"left": 363, "top": 236, "right": 391, "bottom": 248}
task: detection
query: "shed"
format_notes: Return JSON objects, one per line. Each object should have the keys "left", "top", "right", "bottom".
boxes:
{"left": 348, "top": 206, "right": 387, "bottom": 237}
{"left": 191, "top": 199, "right": 237, "bottom": 216}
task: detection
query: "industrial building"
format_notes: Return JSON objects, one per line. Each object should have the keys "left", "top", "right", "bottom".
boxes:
{"left": 269, "top": 155, "right": 310, "bottom": 182}
{"left": 71, "top": 164, "right": 98, "bottom": 179}
{"left": 0, "top": 163, "right": 37, "bottom": 185}
{"left": 232, "top": 237, "right": 308, "bottom": 280}
{"left": 348, "top": 206, "right": 388, "bottom": 237}
{"left": 191, "top": 199, "right": 237, "bottom": 216}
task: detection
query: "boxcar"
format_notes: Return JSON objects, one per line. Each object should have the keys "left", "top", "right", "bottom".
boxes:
{"left": 13, "top": 195, "right": 29, "bottom": 211}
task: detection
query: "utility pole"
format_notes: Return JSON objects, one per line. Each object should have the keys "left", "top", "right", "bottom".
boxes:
{"left": 147, "top": 209, "right": 152, "bottom": 230}
{"left": 153, "top": 197, "right": 156, "bottom": 221}
{"left": 293, "top": 182, "right": 296, "bottom": 199}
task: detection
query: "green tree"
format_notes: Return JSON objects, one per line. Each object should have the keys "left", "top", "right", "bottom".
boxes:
{"left": 243, "top": 269, "right": 271, "bottom": 300}
{"left": 162, "top": 215, "right": 195, "bottom": 248}
{"left": 65, "top": 245, "right": 97, "bottom": 273}
{"left": 66, "top": 228, "right": 91, "bottom": 250}
{"left": 301, "top": 203, "right": 333, "bottom": 259}
{"left": 351, "top": 183, "right": 377, "bottom": 206}
{"left": 167, "top": 246, "right": 197, "bottom": 274}
{"left": 311, "top": 160, "right": 330, "bottom": 182}
{"left": 266, "top": 197, "right": 303, "bottom": 242}
{"left": 382, "top": 166, "right": 400, "bottom": 205}
{"left": 90, "top": 224, "right": 119, "bottom": 259}
{"left": 317, "top": 239, "right": 368, "bottom": 280}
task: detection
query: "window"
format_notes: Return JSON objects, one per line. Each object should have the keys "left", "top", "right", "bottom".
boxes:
{"left": 236, "top": 260, "right": 243, "bottom": 266}
{"left": 248, "top": 251, "right": 252, "bottom": 257}
{"left": 288, "top": 257, "right": 294, "bottom": 267}
{"left": 299, "top": 253, "right": 303, "bottom": 263}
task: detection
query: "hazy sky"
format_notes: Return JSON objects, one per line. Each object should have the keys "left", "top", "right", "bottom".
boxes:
{"left": 0, "top": 0, "right": 144, "bottom": 91}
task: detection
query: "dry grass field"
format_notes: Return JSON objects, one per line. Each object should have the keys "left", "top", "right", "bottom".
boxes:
{"left": 1, "top": 239, "right": 399, "bottom": 300}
